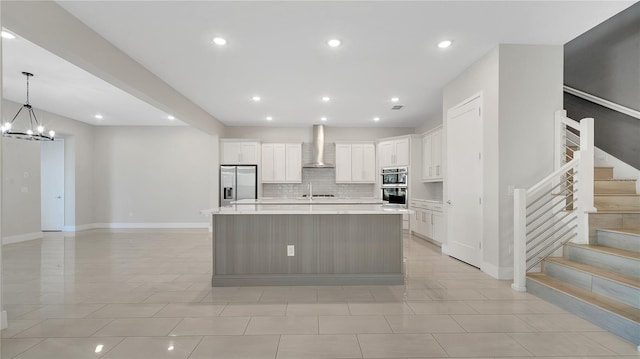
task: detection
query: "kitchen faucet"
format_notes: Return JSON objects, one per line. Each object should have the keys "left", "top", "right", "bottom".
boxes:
{"left": 308, "top": 182, "right": 313, "bottom": 199}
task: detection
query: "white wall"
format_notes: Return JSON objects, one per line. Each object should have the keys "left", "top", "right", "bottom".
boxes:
{"left": 443, "top": 46, "right": 501, "bottom": 273}
{"left": 2, "top": 100, "right": 95, "bottom": 233}
{"left": 414, "top": 114, "right": 443, "bottom": 134}
{"left": 498, "top": 45, "right": 563, "bottom": 276}
{"left": 1, "top": 138, "right": 41, "bottom": 240}
{"left": 442, "top": 45, "right": 562, "bottom": 279}
{"left": 92, "top": 126, "right": 216, "bottom": 225}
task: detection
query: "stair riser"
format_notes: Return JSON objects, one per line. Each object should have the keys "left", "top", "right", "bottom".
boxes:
{"left": 588, "top": 213, "right": 640, "bottom": 244}
{"left": 594, "top": 167, "right": 614, "bottom": 180}
{"left": 564, "top": 245, "right": 640, "bottom": 278}
{"left": 543, "top": 261, "right": 640, "bottom": 309}
{"left": 594, "top": 181, "right": 637, "bottom": 194}
{"left": 594, "top": 196, "right": 640, "bottom": 211}
{"left": 596, "top": 230, "right": 640, "bottom": 252}
{"left": 526, "top": 277, "right": 640, "bottom": 345}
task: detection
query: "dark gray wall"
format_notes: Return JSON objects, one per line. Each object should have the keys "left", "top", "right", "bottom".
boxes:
{"left": 564, "top": 3, "right": 639, "bottom": 111}
{"left": 565, "top": 93, "right": 639, "bottom": 169}
{"left": 564, "top": 2, "right": 640, "bottom": 169}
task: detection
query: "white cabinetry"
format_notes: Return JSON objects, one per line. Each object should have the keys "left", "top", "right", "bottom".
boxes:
{"left": 409, "top": 200, "right": 444, "bottom": 243}
{"left": 378, "top": 137, "right": 409, "bottom": 167}
{"left": 422, "top": 127, "right": 443, "bottom": 181}
{"left": 221, "top": 140, "right": 259, "bottom": 164}
{"left": 335, "top": 142, "right": 376, "bottom": 183}
{"left": 261, "top": 143, "right": 301, "bottom": 183}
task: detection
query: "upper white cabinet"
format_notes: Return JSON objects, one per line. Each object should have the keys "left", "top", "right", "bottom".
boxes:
{"left": 335, "top": 142, "right": 376, "bottom": 183}
{"left": 261, "top": 143, "right": 302, "bottom": 183}
{"left": 378, "top": 137, "right": 409, "bottom": 167}
{"left": 221, "top": 140, "right": 259, "bottom": 164}
{"left": 422, "top": 127, "right": 443, "bottom": 181}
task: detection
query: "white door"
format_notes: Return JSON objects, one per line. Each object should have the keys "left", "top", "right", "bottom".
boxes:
{"left": 445, "top": 96, "right": 483, "bottom": 267}
{"left": 422, "top": 134, "right": 432, "bottom": 180}
{"left": 394, "top": 138, "right": 410, "bottom": 166}
{"left": 261, "top": 144, "right": 274, "bottom": 181}
{"left": 432, "top": 130, "right": 442, "bottom": 178}
{"left": 362, "top": 144, "right": 376, "bottom": 182}
{"left": 285, "top": 144, "right": 301, "bottom": 182}
{"left": 240, "top": 142, "right": 258, "bottom": 164}
{"left": 273, "top": 144, "right": 287, "bottom": 182}
{"left": 335, "top": 144, "right": 352, "bottom": 182}
{"left": 41, "top": 139, "right": 65, "bottom": 231}
{"left": 351, "top": 144, "right": 364, "bottom": 182}
{"left": 378, "top": 141, "right": 394, "bottom": 167}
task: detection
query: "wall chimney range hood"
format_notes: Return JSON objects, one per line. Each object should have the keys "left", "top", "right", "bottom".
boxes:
{"left": 303, "top": 124, "right": 334, "bottom": 168}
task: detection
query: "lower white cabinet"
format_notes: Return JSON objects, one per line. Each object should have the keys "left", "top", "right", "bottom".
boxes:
{"left": 409, "top": 200, "right": 444, "bottom": 243}
{"left": 261, "top": 143, "right": 301, "bottom": 183}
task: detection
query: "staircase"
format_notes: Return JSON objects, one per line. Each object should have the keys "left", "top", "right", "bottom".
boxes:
{"left": 526, "top": 166, "right": 640, "bottom": 346}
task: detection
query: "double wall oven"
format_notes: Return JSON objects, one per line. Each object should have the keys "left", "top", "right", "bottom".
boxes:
{"left": 381, "top": 167, "right": 407, "bottom": 207}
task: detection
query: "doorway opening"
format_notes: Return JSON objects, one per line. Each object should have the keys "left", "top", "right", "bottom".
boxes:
{"left": 41, "top": 139, "right": 65, "bottom": 231}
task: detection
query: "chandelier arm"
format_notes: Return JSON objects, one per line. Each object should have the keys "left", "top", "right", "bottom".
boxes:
{"left": 10, "top": 106, "right": 26, "bottom": 123}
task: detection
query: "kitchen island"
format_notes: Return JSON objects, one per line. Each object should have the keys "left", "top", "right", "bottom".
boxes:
{"left": 203, "top": 203, "right": 409, "bottom": 286}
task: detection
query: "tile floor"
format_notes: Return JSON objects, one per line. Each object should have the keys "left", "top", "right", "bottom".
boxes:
{"left": 1, "top": 229, "right": 638, "bottom": 358}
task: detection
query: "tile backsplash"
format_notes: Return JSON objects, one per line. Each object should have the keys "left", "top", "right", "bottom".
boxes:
{"left": 263, "top": 168, "right": 376, "bottom": 198}
{"left": 262, "top": 143, "right": 376, "bottom": 198}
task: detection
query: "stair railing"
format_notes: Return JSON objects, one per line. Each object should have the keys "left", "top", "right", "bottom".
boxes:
{"left": 512, "top": 110, "right": 594, "bottom": 292}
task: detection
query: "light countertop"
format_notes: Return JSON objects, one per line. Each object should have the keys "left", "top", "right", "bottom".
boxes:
{"left": 203, "top": 204, "right": 412, "bottom": 215}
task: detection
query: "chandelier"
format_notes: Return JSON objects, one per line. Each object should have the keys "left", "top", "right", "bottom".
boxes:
{"left": 2, "top": 72, "right": 55, "bottom": 141}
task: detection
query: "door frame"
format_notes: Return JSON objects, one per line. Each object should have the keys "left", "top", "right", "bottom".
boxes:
{"left": 443, "top": 92, "right": 484, "bottom": 267}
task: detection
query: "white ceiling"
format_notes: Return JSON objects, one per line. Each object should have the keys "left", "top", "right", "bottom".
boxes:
{"left": 4, "top": 1, "right": 635, "bottom": 129}
{"left": 2, "top": 31, "right": 185, "bottom": 126}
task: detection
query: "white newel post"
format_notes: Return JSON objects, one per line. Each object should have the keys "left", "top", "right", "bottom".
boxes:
{"left": 576, "top": 117, "right": 595, "bottom": 244}
{"left": 512, "top": 189, "right": 527, "bottom": 292}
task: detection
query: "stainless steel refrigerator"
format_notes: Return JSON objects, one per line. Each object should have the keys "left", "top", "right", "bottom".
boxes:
{"left": 220, "top": 165, "right": 258, "bottom": 207}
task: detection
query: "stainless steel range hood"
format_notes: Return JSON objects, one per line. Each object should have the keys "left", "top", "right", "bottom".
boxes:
{"left": 303, "top": 124, "right": 334, "bottom": 168}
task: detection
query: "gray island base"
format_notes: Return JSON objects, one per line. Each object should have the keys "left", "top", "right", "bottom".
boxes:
{"left": 209, "top": 206, "right": 406, "bottom": 286}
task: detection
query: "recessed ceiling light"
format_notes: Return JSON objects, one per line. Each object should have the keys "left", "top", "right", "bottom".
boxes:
{"left": 321, "top": 117, "right": 327, "bottom": 122}
{"left": 438, "top": 40, "right": 453, "bottom": 49}
{"left": 252, "top": 96, "right": 261, "bottom": 102}
{"left": 373, "top": 117, "right": 380, "bottom": 122}
{"left": 266, "top": 116, "right": 273, "bottom": 121}
{"left": 212, "top": 37, "right": 227, "bottom": 46}
{"left": 1, "top": 31, "right": 16, "bottom": 39}
{"left": 327, "top": 39, "right": 341, "bottom": 47}
{"left": 322, "top": 96, "right": 331, "bottom": 102}
{"left": 167, "top": 115, "right": 175, "bottom": 120}
{"left": 95, "top": 114, "right": 103, "bottom": 119}
{"left": 391, "top": 97, "right": 400, "bottom": 102}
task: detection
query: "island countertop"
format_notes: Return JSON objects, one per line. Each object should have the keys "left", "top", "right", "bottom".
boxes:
{"left": 202, "top": 204, "right": 412, "bottom": 215}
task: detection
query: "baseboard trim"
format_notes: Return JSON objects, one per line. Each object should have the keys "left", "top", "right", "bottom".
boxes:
{"left": 93, "top": 222, "right": 209, "bottom": 229}
{"left": 1, "top": 310, "right": 7, "bottom": 330}
{"left": 482, "top": 261, "right": 513, "bottom": 280}
{"left": 2, "top": 232, "right": 43, "bottom": 245}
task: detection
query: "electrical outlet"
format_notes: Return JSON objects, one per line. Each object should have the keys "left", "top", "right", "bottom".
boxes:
{"left": 287, "top": 245, "right": 295, "bottom": 257}
{"left": 129, "top": 211, "right": 134, "bottom": 217}
{"left": 21, "top": 186, "right": 28, "bottom": 193}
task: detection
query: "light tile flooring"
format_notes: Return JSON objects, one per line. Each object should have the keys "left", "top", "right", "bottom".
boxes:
{"left": 1, "top": 229, "right": 638, "bottom": 358}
